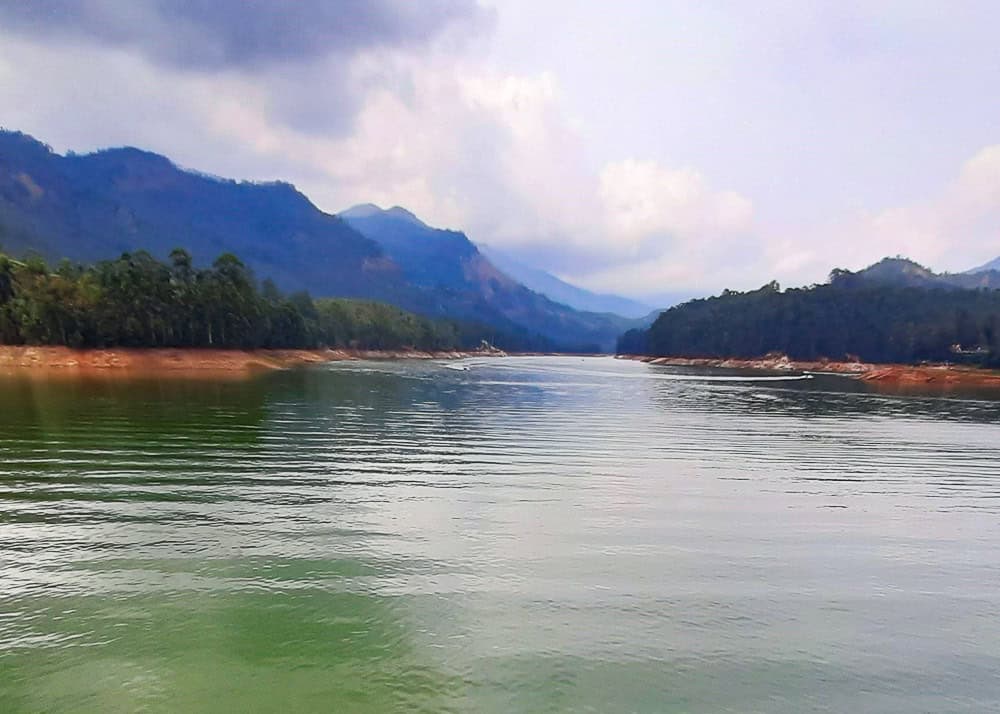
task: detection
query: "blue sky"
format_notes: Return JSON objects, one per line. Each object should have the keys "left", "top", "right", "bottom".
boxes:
{"left": 1, "top": 0, "right": 998, "bottom": 300}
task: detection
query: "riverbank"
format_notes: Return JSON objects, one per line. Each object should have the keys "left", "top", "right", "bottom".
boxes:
{"left": 0, "top": 345, "right": 504, "bottom": 377}
{"left": 618, "top": 354, "right": 1000, "bottom": 388}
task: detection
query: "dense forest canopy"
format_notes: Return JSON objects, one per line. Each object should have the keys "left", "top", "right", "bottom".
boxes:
{"left": 0, "top": 248, "right": 513, "bottom": 352}
{"left": 619, "top": 270, "right": 1000, "bottom": 366}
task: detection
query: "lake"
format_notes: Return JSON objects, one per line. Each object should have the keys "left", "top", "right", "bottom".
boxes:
{"left": 1, "top": 356, "right": 999, "bottom": 713}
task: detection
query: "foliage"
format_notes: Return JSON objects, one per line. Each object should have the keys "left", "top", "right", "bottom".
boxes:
{"left": 0, "top": 130, "right": 384, "bottom": 300}
{"left": 619, "top": 279, "right": 1000, "bottom": 366}
{"left": 0, "top": 248, "right": 494, "bottom": 351}
{"left": 340, "top": 205, "right": 627, "bottom": 352}
{"left": 0, "top": 130, "right": 624, "bottom": 352}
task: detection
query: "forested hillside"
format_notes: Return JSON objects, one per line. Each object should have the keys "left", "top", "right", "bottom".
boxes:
{"left": 619, "top": 264, "right": 1000, "bottom": 366}
{"left": 341, "top": 204, "right": 637, "bottom": 351}
{"left": 0, "top": 131, "right": 396, "bottom": 299}
{"left": 0, "top": 130, "right": 624, "bottom": 352}
{"left": 0, "top": 249, "right": 506, "bottom": 351}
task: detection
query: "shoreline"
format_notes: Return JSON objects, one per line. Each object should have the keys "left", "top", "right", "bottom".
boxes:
{"left": 617, "top": 354, "right": 1000, "bottom": 389}
{"left": 0, "top": 345, "right": 506, "bottom": 378}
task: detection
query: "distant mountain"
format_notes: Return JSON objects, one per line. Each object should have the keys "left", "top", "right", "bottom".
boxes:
{"left": 0, "top": 130, "right": 648, "bottom": 351}
{"left": 477, "top": 244, "right": 654, "bottom": 318}
{"left": 341, "top": 204, "right": 640, "bottom": 351}
{"left": 968, "top": 256, "right": 1000, "bottom": 274}
{"left": 0, "top": 130, "right": 396, "bottom": 299}
{"left": 832, "top": 257, "right": 1000, "bottom": 290}
{"left": 341, "top": 204, "right": 479, "bottom": 293}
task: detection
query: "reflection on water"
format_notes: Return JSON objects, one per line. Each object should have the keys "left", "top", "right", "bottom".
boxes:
{"left": 1, "top": 357, "right": 999, "bottom": 713}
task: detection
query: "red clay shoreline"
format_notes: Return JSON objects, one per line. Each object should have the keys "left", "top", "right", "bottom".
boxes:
{"left": 7, "top": 347, "right": 996, "bottom": 389}
{"left": 0, "top": 345, "right": 506, "bottom": 378}
{"left": 617, "top": 353, "right": 1000, "bottom": 388}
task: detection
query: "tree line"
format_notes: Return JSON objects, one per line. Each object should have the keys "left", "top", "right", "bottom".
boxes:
{"left": 0, "top": 248, "right": 489, "bottom": 351}
{"left": 618, "top": 279, "right": 1000, "bottom": 366}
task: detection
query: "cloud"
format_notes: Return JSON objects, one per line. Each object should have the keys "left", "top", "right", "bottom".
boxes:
{"left": 0, "top": 0, "right": 491, "bottom": 135}
{"left": 567, "top": 144, "right": 1000, "bottom": 297}
{"left": 0, "top": 25, "right": 760, "bottom": 297}
{"left": 770, "top": 144, "right": 1000, "bottom": 285}
{"left": 599, "top": 160, "right": 753, "bottom": 253}
{"left": 0, "top": 0, "right": 488, "bottom": 70}
{"left": 863, "top": 144, "right": 1000, "bottom": 266}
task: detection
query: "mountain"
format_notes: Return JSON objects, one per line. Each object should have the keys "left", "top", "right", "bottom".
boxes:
{"left": 968, "top": 256, "right": 1000, "bottom": 274}
{"left": 0, "top": 130, "right": 399, "bottom": 299}
{"left": 832, "top": 257, "right": 1000, "bottom": 290}
{"left": 340, "top": 204, "right": 638, "bottom": 351}
{"left": 621, "top": 256, "right": 1000, "bottom": 365}
{"left": 477, "top": 244, "right": 654, "bottom": 318}
{"left": 0, "top": 130, "right": 638, "bottom": 351}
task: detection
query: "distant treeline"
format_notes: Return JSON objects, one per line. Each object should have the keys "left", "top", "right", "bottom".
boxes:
{"left": 618, "top": 279, "right": 1000, "bottom": 366}
{"left": 0, "top": 248, "right": 497, "bottom": 351}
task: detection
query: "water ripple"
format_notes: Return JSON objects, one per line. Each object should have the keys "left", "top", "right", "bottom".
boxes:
{"left": 1, "top": 357, "right": 999, "bottom": 712}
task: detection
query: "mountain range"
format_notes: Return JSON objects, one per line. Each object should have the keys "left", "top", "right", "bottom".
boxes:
{"left": 969, "top": 256, "right": 1000, "bottom": 274}
{"left": 0, "top": 130, "right": 653, "bottom": 352}
{"left": 338, "top": 204, "right": 652, "bottom": 350}
{"left": 476, "top": 244, "right": 656, "bottom": 318}
{"left": 0, "top": 131, "right": 388, "bottom": 298}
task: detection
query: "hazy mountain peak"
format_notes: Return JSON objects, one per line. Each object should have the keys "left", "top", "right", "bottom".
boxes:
{"left": 478, "top": 243, "right": 657, "bottom": 319}
{"left": 339, "top": 203, "right": 384, "bottom": 219}
{"left": 340, "top": 203, "right": 427, "bottom": 227}
{"left": 88, "top": 145, "right": 175, "bottom": 165}
{"left": 862, "top": 256, "right": 935, "bottom": 279}
{"left": 829, "top": 255, "right": 1000, "bottom": 291}
{"left": 0, "top": 129, "right": 54, "bottom": 155}
{"left": 967, "top": 256, "right": 1000, "bottom": 274}
{"left": 384, "top": 205, "right": 425, "bottom": 226}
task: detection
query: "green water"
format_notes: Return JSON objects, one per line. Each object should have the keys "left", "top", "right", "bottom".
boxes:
{"left": 1, "top": 356, "right": 999, "bottom": 712}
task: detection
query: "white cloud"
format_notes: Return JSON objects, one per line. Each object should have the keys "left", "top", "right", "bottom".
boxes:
{"left": 774, "top": 144, "right": 1000, "bottom": 285}
{"left": 570, "top": 144, "right": 1000, "bottom": 296}
{"left": 600, "top": 160, "right": 753, "bottom": 245}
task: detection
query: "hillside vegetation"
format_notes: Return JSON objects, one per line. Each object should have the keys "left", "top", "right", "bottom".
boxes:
{"left": 619, "top": 260, "right": 1000, "bottom": 366}
{"left": 0, "top": 249, "right": 500, "bottom": 352}
{"left": 340, "top": 204, "right": 639, "bottom": 351}
{"left": 0, "top": 131, "right": 633, "bottom": 352}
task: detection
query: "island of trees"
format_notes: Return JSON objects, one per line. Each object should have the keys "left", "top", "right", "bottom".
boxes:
{"left": 619, "top": 270, "right": 1000, "bottom": 367}
{"left": 0, "top": 248, "right": 497, "bottom": 351}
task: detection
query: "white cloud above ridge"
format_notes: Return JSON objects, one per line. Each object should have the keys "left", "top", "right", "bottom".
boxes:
{"left": 770, "top": 144, "right": 1000, "bottom": 289}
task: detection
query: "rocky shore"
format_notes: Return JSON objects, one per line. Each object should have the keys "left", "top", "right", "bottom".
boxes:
{"left": 0, "top": 345, "right": 505, "bottom": 377}
{"left": 618, "top": 353, "right": 1000, "bottom": 388}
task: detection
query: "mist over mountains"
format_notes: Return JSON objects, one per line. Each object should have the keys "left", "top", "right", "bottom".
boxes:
{"left": 476, "top": 244, "right": 657, "bottom": 319}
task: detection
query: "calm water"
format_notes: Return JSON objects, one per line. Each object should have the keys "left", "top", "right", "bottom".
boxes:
{"left": 1, "top": 356, "right": 999, "bottom": 713}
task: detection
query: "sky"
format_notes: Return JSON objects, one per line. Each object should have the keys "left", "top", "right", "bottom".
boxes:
{"left": 1, "top": 0, "right": 999, "bottom": 301}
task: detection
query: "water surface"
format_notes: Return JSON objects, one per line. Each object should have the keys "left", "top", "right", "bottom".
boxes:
{"left": 1, "top": 356, "right": 999, "bottom": 712}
